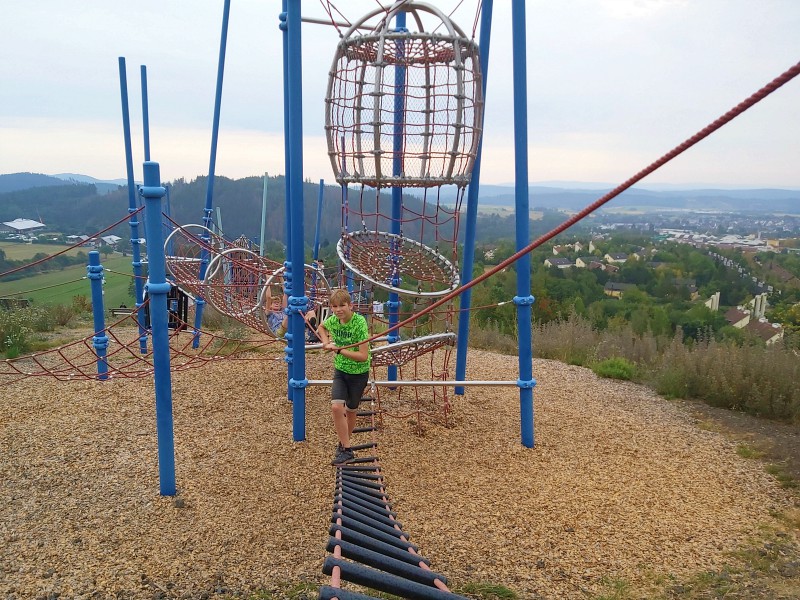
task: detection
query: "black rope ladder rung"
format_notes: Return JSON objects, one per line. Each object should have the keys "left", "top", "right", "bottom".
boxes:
{"left": 323, "top": 409, "right": 466, "bottom": 599}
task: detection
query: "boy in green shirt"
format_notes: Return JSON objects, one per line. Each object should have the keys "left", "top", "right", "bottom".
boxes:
{"left": 317, "top": 288, "right": 371, "bottom": 466}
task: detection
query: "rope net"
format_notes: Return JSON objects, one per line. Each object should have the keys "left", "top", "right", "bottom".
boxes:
{"left": 329, "top": 162, "right": 468, "bottom": 427}
{"left": 0, "top": 304, "right": 283, "bottom": 385}
{"left": 326, "top": 2, "right": 483, "bottom": 188}
{"left": 163, "top": 220, "right": 329, "bottom": 338}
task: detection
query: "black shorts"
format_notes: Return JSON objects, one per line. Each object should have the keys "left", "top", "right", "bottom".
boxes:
{"left": 332, "top": 368, "right": 369, "bottom": 411}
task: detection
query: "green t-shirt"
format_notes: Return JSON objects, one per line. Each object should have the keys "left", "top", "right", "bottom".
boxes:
{"left": 323, "top": 312, "right": 371, "bottom": 374}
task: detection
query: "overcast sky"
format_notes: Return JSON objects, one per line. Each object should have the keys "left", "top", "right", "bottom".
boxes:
{"left": 2, "top": 0, "right": 799, "bottom": 189}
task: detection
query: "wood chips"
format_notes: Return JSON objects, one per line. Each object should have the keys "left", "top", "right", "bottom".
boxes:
{"left": 1, "top": 344, "right": 794, "bottom": 599}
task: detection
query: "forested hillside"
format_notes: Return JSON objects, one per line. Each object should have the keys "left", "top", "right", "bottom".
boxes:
{"left": 0, "top": 175, "right": 574, "bottom": 246}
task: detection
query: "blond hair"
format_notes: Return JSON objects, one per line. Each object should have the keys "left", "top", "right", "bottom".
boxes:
{"left": 329, "top": 288, "right": 352, "bottom": 307}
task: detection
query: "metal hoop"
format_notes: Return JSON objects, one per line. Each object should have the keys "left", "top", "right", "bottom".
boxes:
{"left": 203, "top": 247, "right": 280, "bottom": 318}
{"left": 337, "top": 230, "right": 459, "bottom": 297}
{"left": 164, "top": 224, "right": 222, "bottom": 282}
{"left": 260, "top": 264, "right": 331, "bottom": 335}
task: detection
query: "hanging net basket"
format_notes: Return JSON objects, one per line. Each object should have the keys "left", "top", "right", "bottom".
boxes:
{"left": 325, "top": 1, "right": 483, "bottom": 189}
{"left": 337, "top": 230, "right": 459, "bottom": 297}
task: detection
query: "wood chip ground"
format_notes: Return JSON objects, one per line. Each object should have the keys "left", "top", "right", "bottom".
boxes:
{"left": 1, "top": 341, "right": 795, "bottom": 599}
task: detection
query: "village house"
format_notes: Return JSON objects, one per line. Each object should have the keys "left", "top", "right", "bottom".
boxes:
{"left": 544, "top": 257, "right": 573, "bottom": 269}
{"left": 604, "top": 282, "right": 636, "bottom": 298}
{"left": 0, "top": 218, "right": 46, "bottom": 238}
{"left": 604, "top": 252, "right": 629, "bottom": 264}
{"left": 575, "top": 256, "right": 603, "bottom": 269}
{"left": 100, "top": 235, "right": 123, "bottom": 248}
{"left": 724, "top": 307, "right": 751, "bottom": 329}
{"left": 745, "top": 319, "right": 784, "bottom": 345}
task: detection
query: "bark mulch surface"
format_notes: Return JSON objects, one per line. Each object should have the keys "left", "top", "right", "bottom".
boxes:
{"left": 1, "top": 344, "right": 797, "bottom": 599}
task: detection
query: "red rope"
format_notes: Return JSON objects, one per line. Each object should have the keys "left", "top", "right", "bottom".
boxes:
{"left": 344, "top": 60, "right": 800, "bottom": 349}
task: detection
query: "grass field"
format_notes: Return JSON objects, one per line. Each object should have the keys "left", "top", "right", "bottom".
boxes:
{"left": 0, "top": 255, "right": 136, "bottom": 308}
{"left": 0, "top": 241, "right": 88, "bottom": 261}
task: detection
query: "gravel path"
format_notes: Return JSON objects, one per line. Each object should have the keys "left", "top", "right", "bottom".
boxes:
{"left": 1, "top": 344, "right": 794, "bottom": 599}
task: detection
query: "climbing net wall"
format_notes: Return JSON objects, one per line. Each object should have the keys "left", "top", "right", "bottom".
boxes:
{"left": 163, "top": 220, "right": 330, "bottom": 338}
{"left": 325, "top": 1, "right": 482, "bottom": 428}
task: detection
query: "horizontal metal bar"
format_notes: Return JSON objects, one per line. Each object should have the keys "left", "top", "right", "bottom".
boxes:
{"left": 308, "top": 379, "right": 521, "bottom": 387}
{"left": 300, "top": 16, "right": 378, "bottom": 31}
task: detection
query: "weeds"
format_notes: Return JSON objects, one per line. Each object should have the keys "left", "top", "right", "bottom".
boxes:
{"left": 474, "top": 315, "right": 800, "bottom": 423}
{"left": 765, "top": 463, "right": 798, "bottom": 489}
{"left": 735, "top": 443, "right": 765, "bottom": 459}
{"left": 592, "top": 357, "right": 636, "bottom": 381}
{"left": 595, "top": 577, "right": 632, "bottom": 600}
{"left": 455, "top": 582, "right": 519, "bottom": 599}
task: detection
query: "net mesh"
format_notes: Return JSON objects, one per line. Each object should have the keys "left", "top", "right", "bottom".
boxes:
{"left": 326, "top": 6, "right": 482, "bottom": 188}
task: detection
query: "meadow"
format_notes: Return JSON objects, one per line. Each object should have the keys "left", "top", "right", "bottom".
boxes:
{"left": 0, "top": 241, "right": 87, "bottom": 261}
{"left": 0, "top": 252, "right": 135, "bottom": 308}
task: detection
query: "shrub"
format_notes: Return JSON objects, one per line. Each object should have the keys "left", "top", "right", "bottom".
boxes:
{"left": 48, "top": 303, "right": 77, "bottom": 327}
{"left": 0, "top": 308, "right": 35, "bottom": 355}
{"left": 533, "top": 311, "right": 598, "bottom": 365}
{"left": 592, "top": 357, "right": 636, "bottom": 380}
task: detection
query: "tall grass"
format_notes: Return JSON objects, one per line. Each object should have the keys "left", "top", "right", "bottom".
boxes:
{"left": 473, "top": 314, "right": 800, "bottom": 423}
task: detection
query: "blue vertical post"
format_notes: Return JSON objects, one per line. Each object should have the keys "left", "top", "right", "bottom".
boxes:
{"left": 87, "top": 251, "right": 109, "bottom": 380}
{"left": 387, "top": 9, "right": 407, "bottom": 383}
{"left": 455, "top": 0, "right": 494, "bottom": 396}
{"left": 192, "top": 0, "right": 231, "bottom": 348}
{"left": 140, "top": 65, "right": 151, "bottom": 162}
{"left": 512, "top": 0, "right": 535, "bottom": 448}
{"left": 311, "top": 180, "right": 325, "bottom": 301}
{"left": 280, "top": 2, "right": 294, "bottom": 403}
{"left": 287, "top": 0, "right": 307, "bottom": 441}
{"left": 313, "top": 180, "right": 324, "bottom": 261}
{"left": 259, "top": 173, "right": 268, "bottom": 257}
{"left": 117, "top": 57, "right": 147, "bottom": 354}
{"left": 141, "top": 161, "right": 177, "bottom": 495}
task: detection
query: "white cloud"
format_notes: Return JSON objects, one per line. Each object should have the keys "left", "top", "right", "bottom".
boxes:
{"left": 1, "top": 0, "right": 798, "bottom": 187}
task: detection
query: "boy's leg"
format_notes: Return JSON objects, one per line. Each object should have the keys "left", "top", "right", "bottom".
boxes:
{"left": 346, "top": 409, "right": 358, "bottom": 437}
{"left": 331, "top": 371, "right": 354, "bottom": 465}
{"left": 345, "top": 372, "right": 370, "bottom": 436}
{"left": 332, "top": 401, "right": 350, "bottom": 448}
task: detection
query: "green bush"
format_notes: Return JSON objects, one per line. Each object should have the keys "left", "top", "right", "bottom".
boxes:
{"left": 47, "top": 303, "right": 77, "bottom": 327}
{"left": 0, "top": 308, "right": 35, "bottom": 356}
{"left": 592, "top": 357, "right": 636, "bottom": 380}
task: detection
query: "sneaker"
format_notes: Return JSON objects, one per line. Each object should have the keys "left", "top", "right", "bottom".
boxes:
{"left": 335, "top": 442, "right": 344, "bottom": 453}
{"left": 331, "top": 448, "right": 355, "bottom": 466}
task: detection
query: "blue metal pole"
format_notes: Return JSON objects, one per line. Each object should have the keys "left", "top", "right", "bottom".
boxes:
{"left": 287, "top": 0, "right": 307, "bottom": 441}
{"left": 455, "top": 0, "right": 494, "bottom": 396}
{"left": 87, "top": 251, "right": 109, "bottom": 381}
{"left": 280, "top": 2, "right": 294, "bottom": 403}
{"left": 387, "top": 10, "right": 407, "bottom": 384}
{"left": 141, "top": 161, "right": 177, "bottom": 495}
{"left": 117, "top": 57, "right": 147, "bottom": 354}
{"left": 313, "top": 179, "right": 324, "bottom": 261}
{"left": 192, "top": 0, "right": 231, "bottom": 348}
{"left": 260, "top": 173, "right": 268, "bottom": 257}
{"left": 512, "top": 0, "right": 535, "bottom": 448}
{"left": 140, "top": 65, "right": 151, "bottom": 162}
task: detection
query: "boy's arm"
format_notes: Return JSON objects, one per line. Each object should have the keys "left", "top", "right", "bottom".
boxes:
{"left": 317, "top": 321, "right": 333, "bottom": 349}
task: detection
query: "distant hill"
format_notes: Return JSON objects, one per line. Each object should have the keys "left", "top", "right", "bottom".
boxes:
{"left": 53, "top": 173, "right": 129, "bottom": 195}
{"left": 0, "top": 173, "right": 67, "bottom": 194}
{"left": 434, "top": 184, "right": 800, "bottom": 212}
{"left": 0, "top": 172, "right": 127, "bottom": 196}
